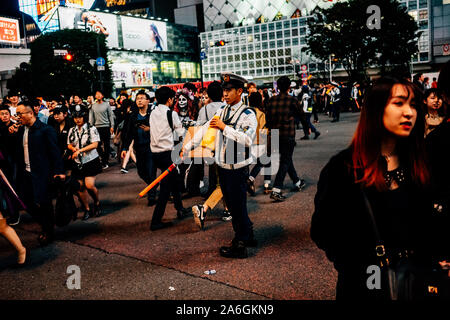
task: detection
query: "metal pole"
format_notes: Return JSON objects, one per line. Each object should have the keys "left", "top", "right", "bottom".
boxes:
{"left": 329, "top": 54, "right": 332, "bottom": 83}
{"left": 96, "top": 36, "right": 103, "bottom": 92}
{"left": 198, "top": 36, "right": 204, "bottom": 88}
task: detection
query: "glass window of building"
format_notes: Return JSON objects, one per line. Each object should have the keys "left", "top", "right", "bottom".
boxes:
{"left": 255, "top": 34, "right": 261, "bottom": 42}
{"left": 269, "top": 23, "right": 275, "bottom": 31}
{"left": 248, "top": 44, "right": 253, "bottom": 51}
{"left": 419, "top": 0, "right": 427, "bottom": 8}
{"left": 240, "top": 27, "right": 245, "bottom": 35}
{"left": 242, "top": 45, "right": 247, "bottom": 52}
{"left": 285, "top": 39, "right": 291, "bottom": 47}
{"left": 261, "top": 24, "right": 267, "bottom": 32}
{"left": 222, "top": 56, "right": 227, "bottom": 63}
{"left": 254, "top": 25, "right": 260, "bottom": 33}
{"left": 300, "top": 27, "right": 306, "bottom": 35}
{"left": 277, "top": 40, "right": 283, "bottom": 47}
{"left": 180, "top": 62, "right": 198, "bottom": 78}
{"left": 292, "top": 28, "right": 298, "bottom": 37}
{"left": 234, "top": 46, "right": 240, "bottom": 53}
{"left": 300, "top": 37, "right": 306, "bottom": 45}
{"left": 221, "top": 47, "right": 226, "bottom": 54}
{"left": 161, "top": 61, "right": 177, "bottom": 77}
{"left": 291, "top": 19, "right": 298, "bottom": 28}
{"left": 270, "top": 50, "right": 276, "bottom": 57}
{"left": 201, "top": 34, "right": 206, "bottom": 40}
{"left": 278, "top": 66, "right": 285, "bottom": 74}
{"left": 276, "top": 22, "right": 282, "bottom": 30}
{"left": 284, "top": 29, "right": 291, "bottom": 38}
{"left": 409, "top": 10, "right": 418, "bottom": 20}
{"left": 276, "top": 31, "right": 283, "bottom": 38}
{"left": 277, "top": 50, "right": 284, "bottom": 58}
{"left": 228, "top": 56, "right": 233, "bottom": 62}
{"left": 235, "top": 62, "right": 241, "bottom": 69}
{"left": 243, "top": 70, "right": 248, "bottom": 76}
{"left": 284, "top": 21, "right": 290, "bottom": 29}
{"left": 255, "top": 43, "right": 261, "bottom": 50}
{"left": 234, "top": 38, "right": 239, "bottom": 45}
{"left": 235, "top": 54, "right": 240, "bottom": 61}
{"left": 262, "top": 42, "right": 268, "bottom": 50}
{"left": 420, "top": 52, "right": 428, "bottom": 61}
{"left": 257, "top": 69, "right": 262, "bottom": 76}
{"left": 247, "top": 27, "right": 252, "bottom": 33}
{"left": 299, "top": 18, "right": 306, "bottom": 26}
{"left": 248, "top": 52, "right": 254, "bottom": 60}
{"left": 216, "top": 65, "right": 221, "bottom": 72}
{"left": 227, "top": 46, "right": 233, "bottom": 54}
{"left": 285, "top": 48, "right": 291, "bottom": 56}
{"left": 419, "top": 10, "right": 428, "bottom": 19}
{"left": 264, "top": 68, "right": 270, "bottom": 75}
{"left": 263, "top": 51, "right": 269, "bottom": 58}
{"left": 408, "top": 0, "right": 417, "bottom": 10}
{"left": 269, "top": 32, "right": 275, "bottom": 40}
{"left": 292, "top": 38, "right": 299, "bottom": 46}
{"left": 270, "top": 41, "right": 276, "bottom": 49}
{"left": 263, "top": 60, "right": 269, "bottom": 66}
{"left": 241, "top": 54, "right": 247, "bottom": 61}
{"left": 242, "top": 61, "right": 248, "bottom": 69}
{"left": 215, "top": 57, "right": 220, "bottom": 63}
{"left": 419, "top": 20, "right": 428, "bottom": 29}
{"left": 256, "top": 60, "right": 262, "bottom": 67}
{"left": 262, "top": 33, "right": 268, "bottom": 41}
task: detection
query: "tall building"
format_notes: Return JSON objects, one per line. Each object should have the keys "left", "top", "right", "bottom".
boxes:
{"left": 199, "top": 0, "right": 448, "bottom": 83}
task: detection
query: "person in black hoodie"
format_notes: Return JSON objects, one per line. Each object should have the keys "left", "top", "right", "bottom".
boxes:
{"left": 121, "top": 91, "right": 157, "bottom": 206}
{"left": 311, "top": 78, "right": 433, "bottom": 300}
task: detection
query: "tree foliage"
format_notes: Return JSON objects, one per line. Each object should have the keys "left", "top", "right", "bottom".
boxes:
{"left": 306, "top": 0, "right": 419, "bottom": 82}
{"left": 9, "top": 29, "right": 113, "bottom": 98}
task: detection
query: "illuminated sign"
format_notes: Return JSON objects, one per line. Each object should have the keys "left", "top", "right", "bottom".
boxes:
{"left": 0, "top": 17, "right": 21, "bottom": 45}
{"left": 121, "top": 16, "right": 167, "bottom": 51}
{"left": 58, "top": 6, "right": 119, "bottom": 47}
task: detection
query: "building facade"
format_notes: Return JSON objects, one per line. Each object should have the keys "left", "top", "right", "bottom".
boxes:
{"left": 200, "top": 0, "right": 447, "bottom": 82}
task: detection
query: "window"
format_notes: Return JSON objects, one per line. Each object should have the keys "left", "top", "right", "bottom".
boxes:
{"left": 256, "top": 52, "right": 261, "bottom": 59}
{"left": 300, "top": 27, "right": 306, "bottom": 35}
{"left": 242, "top": 45, "right": 247, "bottom": 52}
{"left": 215, "top": 57, "right": 220, "bottom": 64}
{"left": 419, "top": 0, "right": 427, "bottom": 9}
{"left": 420, "top": 52, "right": 429, "bottom": 61}
{"left": 240, "top": 27, "right": 245, "bottom": 35}
{"left": 277, "top": 49, "right": 284, "bottom": 57}
{"left": 227, "top": 46, "right": 233, "bottom": 54}
{"left": 234, "top": 46, "right": 240, "bottom": 53}
{"left": 276, "top": 31, "right": 283, "bottom": 38}
{"left": 285, "top": 39, "right": 291, "bottom": 47}
{"left": 256, "top": 60, "right": 262, "bottom": 67}
{"left": 276, "top": 22, "right": 282, "bottom": 30}
{"left": 262, "top": 42, "right": 268, "bottom": 50}
{"left": 292, "top": 28, "right": 298, "bottom": 36}
{"left": 419, "top": 20, "right": 428, "bottom": 29}
{"left": 291, "top": 19, "right": 298, "bottom": 28}
{"left": 254, "top": 25, "right": 260, "bottom": 33}
{"left": 221, "top": 47, "right": 226, "bottom": 55}
{"left": 300, "top": 37, "right": 306, "bottom": 45}
{"left": 285, "top": 48, "right": 291, "bottom": 56}
{"left": 255, "top": 34, "right": 261, "bottom": 42}
{"left": 228, "top": 56, "right": 233, "bottom": 62}
{"left": 299, "top": 18, "right": 307, "bottom": 26}
{"left": 235, "top": 54, "right": 240, "bottom": 61}
{"left": 284, "top": 21, "right": 290, "bottom": 29}
{"left": 419, "top": 10, "right": 428, "bottom": 20}
{"left": 277, "top": 40, "right": 283, "bottom": 47}
{"left": 161, "top": 61, "right": 177, "bottom": 77}
{"left": 292, "top": 38, "right": 299, "bottom": 46}
{"left": 269, "top": 23, "right": 275, "bottom": 31}
{"left": 408, "top": 0, "right": 417, "bottom": 10}
{"left": 264, "top": 68, "right": 270, "bottom": 75}
{"left": 242, "top": 62, "right": 248, "bottom": 69}
{"left": 261, "top": 24, "right": 267, "bottom": 32}
{"left": 222, "top": 56, "right": 227, "bottom": 63}
{"left": 248, "top": 44, "right": 253, "bottom": 51}
{"left": 263, "top": 51, "right": 269, "bottom": 58}
{"left": 247, "top": 27, "right": 252, "bottom": 33}
{"left": 263, "top": 60, "right": 269, "bottom": 66}
{"left": 241, "top": 54, "right": 247, "bottom": 61}
{"left": 270, "top": 41, "right": 276, "bottom": 49}
{"left": 284, "top": 29, "right": 291, "bottom": 38}
{"left": 248, "top": 52, "right": 254, "bottom": 60}
{"left": 270, "top": 50, "right": 276, "bottom": 57}
{"left": 269, "top": 32, "right": 275, "bottom": 40}
{"left": 262, "top": 33, "right": 268, "bottom": 41}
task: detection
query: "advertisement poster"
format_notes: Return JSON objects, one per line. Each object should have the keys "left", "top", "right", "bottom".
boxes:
{"left": 121, "top": 16, "right": 167, "bottom": 51}
{"left": 110, "top": 51, "right": 155, "bottom": 87}
{"left": 58, "top": 6, "right": 119, "bottom": 47}
{"left": 0, "top": 17, "right": 20, "bottom": 45}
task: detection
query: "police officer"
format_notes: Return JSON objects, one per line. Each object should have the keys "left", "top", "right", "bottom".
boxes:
{"left": 182, "top": 73, "right": 258, "bottom": 258}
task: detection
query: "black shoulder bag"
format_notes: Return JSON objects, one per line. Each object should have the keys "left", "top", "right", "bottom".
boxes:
{"left": 362, "top": 190, "right": 450, "bottom": 300}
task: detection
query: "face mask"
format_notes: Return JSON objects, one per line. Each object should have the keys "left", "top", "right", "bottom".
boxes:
{"left": 178, "top": 95, "right": 188, "bottom": 110}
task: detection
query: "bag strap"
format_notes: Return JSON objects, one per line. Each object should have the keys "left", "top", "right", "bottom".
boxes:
{"left": 361, "top": 189, "right": 390, "bottom": 267}
{"left": 167, "top": 109, "right": 174, "bottom": 131}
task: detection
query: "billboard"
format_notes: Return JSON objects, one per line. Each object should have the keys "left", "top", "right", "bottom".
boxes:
{"left": 58, "top": 6, "right": 119, "bottom": 47}
{"left": 0, "top": 17, "right": 21, "bottom": 45}
{"left": 121, "top": 16, "right": 167, "bottom": 51}
{"left": 109, "top": 51, "right": 156, "bottom": 87}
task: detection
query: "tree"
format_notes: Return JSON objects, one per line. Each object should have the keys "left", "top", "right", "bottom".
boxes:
{"left": 306, "top": 0, "right": 419, "bottom": 83}
{"left": 7, "top": 63, "right": 34, "bottom": 97}
{"left": 28, "top": 29, "right": 113, "bottom": 98}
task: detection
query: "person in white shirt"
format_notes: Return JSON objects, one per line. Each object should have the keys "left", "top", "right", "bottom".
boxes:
{"left": 148, "top": 86, "right": 190, "bottom": 231}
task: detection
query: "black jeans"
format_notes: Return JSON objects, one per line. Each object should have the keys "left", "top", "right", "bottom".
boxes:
{"left": 134, "top": 144, "right": 157, "bottom": 199}
{"left": 22, "top": 171, "right": 54, "bottom": 235}
{"left": 249, "top": 158, "right": 271, "bottom": 182}
{"left": 273, "top": 138, "right": 300, "bottom": 190}
{"left": 96, "top": 127, "right": 111, "bottom": 166}
{"left": 151, "top": 151, "right": 183, "bottom": 225}
{"left": 218, "top": 166, "right": 253, "bottom": 241}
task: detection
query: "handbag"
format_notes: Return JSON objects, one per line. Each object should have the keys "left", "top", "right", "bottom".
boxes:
{"left": 362, "top": 190, "right": 450, "bottom": 300}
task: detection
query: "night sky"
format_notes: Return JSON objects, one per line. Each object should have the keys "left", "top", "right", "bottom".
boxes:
{"left": 0, "top": 0, "right": 20, "bottom": 17}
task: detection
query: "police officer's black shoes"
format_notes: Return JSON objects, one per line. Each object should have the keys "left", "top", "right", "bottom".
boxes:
{"left": 300, "top": 135, "right": 310, "bottom": 140}
{"left": 219, "top": 240, "right": 248, "bottom": 259}
{"left": 150, "top": 221, "right": 173, "bottom": 231}
{"left": 246, "top": 178, "right": 256, "bottom": 196}
{"left": 192, "top": 205, "right": 206, "bottom": 229}
{"left": 177, "top": 207, "right": 191, "bottom": 220}
{"left": 314, "top": 131, "right": 321, "bottom": 139}
{"left": 292, "top": 179, "right": 306, "bottom": 192}
{"left": 270, "top": 191, "right": 286, "bottom": 202}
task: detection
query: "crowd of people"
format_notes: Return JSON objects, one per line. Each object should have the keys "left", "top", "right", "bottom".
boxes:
{"left": 1, "top": 61, "right": 449, "bottom": 300}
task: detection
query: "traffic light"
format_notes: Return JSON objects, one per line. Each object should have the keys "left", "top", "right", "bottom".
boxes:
{"left": 215, "top": 40, "right": 227, "bottom": 46}
{"left": 64, "top": 53, "right": 73, "bottom": 61}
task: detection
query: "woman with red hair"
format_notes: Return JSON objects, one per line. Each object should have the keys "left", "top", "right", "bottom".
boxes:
{"left": 311, "top": 77, "right": 433, "bottom": 300}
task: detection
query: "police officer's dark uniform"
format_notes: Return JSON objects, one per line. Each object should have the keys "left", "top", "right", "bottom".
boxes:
{"left": 183, "top": 73, "right": 258, "bottom": 258}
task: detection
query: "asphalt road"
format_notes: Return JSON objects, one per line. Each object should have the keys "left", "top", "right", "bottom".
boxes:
{"left": 0, "top": 112, "right": 360, "bottom": 300}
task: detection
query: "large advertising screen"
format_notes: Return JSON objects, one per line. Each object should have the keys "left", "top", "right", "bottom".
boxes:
{"left": 121, "top": 16, "right": 167, "bottom": 51}
{"left": 58, "top": 6, "right": 119, "bottom": 47}
{"left": 0, "top": 17, "right": 21, "bottom": 45}
{"left": 109, "top": 51, "right": 156, "bottom": 87}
